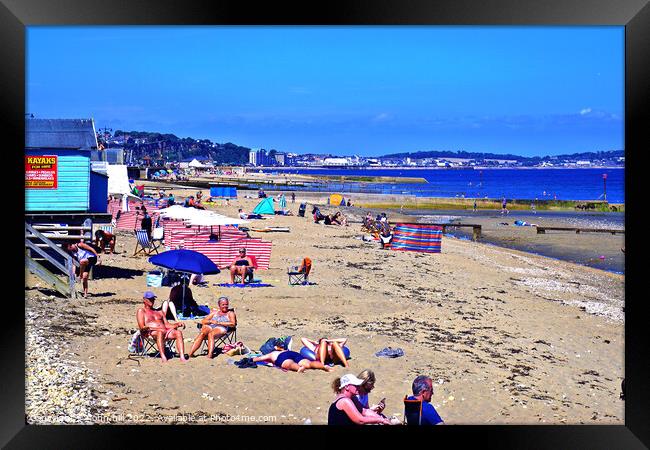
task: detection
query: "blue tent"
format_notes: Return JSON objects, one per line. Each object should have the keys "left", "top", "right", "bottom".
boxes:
{"left": 253, "top": 197, "right": 275, "bottom": 215}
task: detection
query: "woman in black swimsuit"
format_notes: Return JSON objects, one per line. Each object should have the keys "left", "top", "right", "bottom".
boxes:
{"left": 229, "top": 248, "right": 255, "bottom": 283}
{"left": 250, "top": 342, "right": 333, "bottom": 373}
{"left": 328, "top": 374, "right": 392, "bottom": 425}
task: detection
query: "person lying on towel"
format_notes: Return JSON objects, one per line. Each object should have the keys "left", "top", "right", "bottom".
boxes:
{"left": 238, "top": 208, "right": 263, "bottom": 220}
{"left": 301, "top": 337, "right": 349, "bottom": 368}
{"left": 251, "top": 340, "right": 334, "bottom": 373}
{"left": 227, "top": 248, "right": 255, "bottom": 283}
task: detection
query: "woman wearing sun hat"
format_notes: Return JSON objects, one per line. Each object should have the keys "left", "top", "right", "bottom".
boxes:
{"left": 328, "top": 374, "right": 393, "bottom": 425}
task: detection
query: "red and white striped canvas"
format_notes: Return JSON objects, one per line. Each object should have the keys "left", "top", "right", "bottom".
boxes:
{"left": 183, "top": 237, "right": 272, "bottom": 270}
{"left": 115, "top": 210, "right": 160, "bottom": 231}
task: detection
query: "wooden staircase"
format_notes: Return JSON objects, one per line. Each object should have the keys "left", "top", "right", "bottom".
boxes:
{"left": 25, "top": 222, "right": 78, "bottom": 298}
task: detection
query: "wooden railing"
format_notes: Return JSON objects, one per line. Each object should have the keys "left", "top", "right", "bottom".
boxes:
{"left": 25, "top": 223, "right": 77, "bottom": 298}
{"left": 536, "top": 226, "right": 624, "bottom": 235}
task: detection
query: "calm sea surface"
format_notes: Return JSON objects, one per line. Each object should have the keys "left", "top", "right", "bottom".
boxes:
{"left": 262, "top": 168, "right": 625, "bottom": 203}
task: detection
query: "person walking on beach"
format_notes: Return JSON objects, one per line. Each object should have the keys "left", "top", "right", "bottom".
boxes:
{"left": 473, "top": 199, "right": 477, "bottom": 212}
{"left": 531, "top": 199, "right": 537, "bottom": 214}
{"left": 405, "top": 375, "right": 444, "bottom": 425}
{"left": 501, "top": 197, "right": 509, "bottom": 215}
{"left": 291, "top": 192, "right": 296, "bottom": 203}
{"left": 136, "top": 291, "right": 188, "bottom": 363}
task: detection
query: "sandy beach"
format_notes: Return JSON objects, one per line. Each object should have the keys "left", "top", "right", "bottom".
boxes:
{"left": 25, "top": 191, "right": 625, "bottom": 425}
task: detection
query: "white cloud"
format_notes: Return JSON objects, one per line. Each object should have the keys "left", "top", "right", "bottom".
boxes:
{"left": 580, "top": 108, "right": 592, "bottom": 115}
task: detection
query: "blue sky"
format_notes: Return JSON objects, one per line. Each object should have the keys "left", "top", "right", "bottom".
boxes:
{"left": 27, "top": 26, "right": 624, "bottom": 157}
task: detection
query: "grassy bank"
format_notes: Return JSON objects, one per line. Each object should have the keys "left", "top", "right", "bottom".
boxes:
{"left": 354, "top": 197, "right": 625, "bottom": 212}
{"left": 309, "top": 175, "right": 426, "bottom": 184}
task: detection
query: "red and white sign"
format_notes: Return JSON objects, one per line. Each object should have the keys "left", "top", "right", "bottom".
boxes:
{"left": 25, "top": 155, "right": 58, "bottom": 189}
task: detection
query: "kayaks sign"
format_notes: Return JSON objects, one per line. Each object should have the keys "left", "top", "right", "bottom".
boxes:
{"left": 25, "top": 155, "right": 58, "bottom": 189}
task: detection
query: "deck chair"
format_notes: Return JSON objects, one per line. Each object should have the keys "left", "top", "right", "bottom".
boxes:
{"left": 133, "top": 229, "right": 161, "bottom": 256}
{"left": 130, "top": 330, "right": 175, "bottom": 358}
{"left": 288, "top": 257, "right": 312, "bottom": 285}
{"left": 233, "top": 255, "right": 258, "bottom": 283}
{"left": 403, "top": 396, "right": 424, "bottom": 425}
{"left": 197, "top": 321, "right": 237, "bottom": 356}
{"left": 100, "top": 224, "right": 114, "bottom": 234}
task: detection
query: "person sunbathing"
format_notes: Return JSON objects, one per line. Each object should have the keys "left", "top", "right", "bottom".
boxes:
{"left": 301, "top": 337, "right": 349, "bottom": 368}
{"left": 238, "top": 208, "right": 263, "bottom": 220}
{"left": 187, "top": 296, "right": 237, "bottom": 358}
{"left": 251, "top": 342, "right": 333, "bottom": 373}
{"left": 331, "top": 211, "right": 348, "bottom": 226}
{"left": 228, "top": 248, "right": 255, "bottom": 283}
{"left": 136, "top": 291, "right": 188, "bottom": 363}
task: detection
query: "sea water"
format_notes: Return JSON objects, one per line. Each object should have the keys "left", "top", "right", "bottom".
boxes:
{"left": 263, "top": 168, "right": 624, "bottom": 203}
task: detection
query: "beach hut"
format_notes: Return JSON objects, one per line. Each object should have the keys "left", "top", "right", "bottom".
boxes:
{"left": 328, "top": 193, "right": 346, "bottom": 206}
{"left": 26, "top": 118, "right": 99, "bottom": 213}
{"left": 252, "top": 197, "right": 275, "bottom": 215}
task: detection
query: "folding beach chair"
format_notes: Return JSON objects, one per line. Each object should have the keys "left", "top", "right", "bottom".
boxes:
{"left": 197, "top": 321, "right": 238, "bottom": 356}
{"left": 403, "top": 396, "right": 424, "bottom": 425}
{"left": 130, "top": 330, "right": 175, "bottom": 358}
{"left": 233, "top": 255, "right": 258, "bottom": 283}
{"left": 288, "top": 257, "right": 311, "bottom": 285}
{"left": 133, "top": 229, "right": 161, "bottom": 256}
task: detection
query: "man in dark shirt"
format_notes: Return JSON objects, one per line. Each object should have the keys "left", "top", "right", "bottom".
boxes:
{"left": 140, "top": 207, "right": 153, "bottom": 239}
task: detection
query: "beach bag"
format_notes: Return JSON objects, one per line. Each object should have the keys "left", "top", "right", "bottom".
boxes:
{"left": 223, "top": 342, "right": 250, "bottom": 356}
{"left": 128, "top": 330, "right": 143, "bottom": 353}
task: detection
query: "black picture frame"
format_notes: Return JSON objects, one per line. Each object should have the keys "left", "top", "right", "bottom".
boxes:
{"left": 5, "top": 0, "right": 648, "bottom": 447}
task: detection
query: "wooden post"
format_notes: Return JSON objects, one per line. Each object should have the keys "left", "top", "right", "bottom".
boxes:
{"left": 473, "top": 226, "right": 481, "bottom": 241}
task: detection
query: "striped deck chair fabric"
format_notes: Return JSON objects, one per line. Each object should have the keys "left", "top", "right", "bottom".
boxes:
{"left": 134, "top": 229, "right": 161, "bottom": 256}
{"left": 390, "top": 224, "right": 442, "bottom": 253}
{"left": 100, "top": 224, "right": 114, "bottom": 234}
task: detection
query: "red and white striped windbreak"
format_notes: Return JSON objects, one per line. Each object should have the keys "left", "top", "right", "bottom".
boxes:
{"left": 115, "top": 210, "right": 160, "bottom": 231}
{"left": 182, "top": 237, "right": 272, "bottom": 270}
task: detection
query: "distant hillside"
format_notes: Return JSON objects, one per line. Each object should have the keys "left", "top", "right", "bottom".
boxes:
{"left": 381, "top": 149, "right": 624, "bottom": 162}
{"left": 107, "top": 130, "right": 254, "bottom": 165}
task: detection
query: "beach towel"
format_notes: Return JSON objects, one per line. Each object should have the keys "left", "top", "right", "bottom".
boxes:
{"left": 390, "top": 224, "right": 442, "bottom": 253}
{"left": 375, "top": 347, "right": 404, "bottom": 358}
{"left": 217, "top": 282, "right": 273, "bottom": 288}
{"left": 177, "top": 307, "right": 211, "bottom": 320}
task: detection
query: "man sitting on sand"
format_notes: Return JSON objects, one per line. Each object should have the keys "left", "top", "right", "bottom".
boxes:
{"left": 405, "top": 375, "right": 443, "bottom": 425}
{"left": 249, "top": 340, "right": 333, "bottom": 373}
{"left": 136, "top": 291, "right": 188, "bottom": 363}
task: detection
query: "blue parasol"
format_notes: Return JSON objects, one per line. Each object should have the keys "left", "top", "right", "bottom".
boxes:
{"left": 149, "top": 249, "right": 220, "bottom": 275}
{"left": 149, "top": 249, "right": 220, "bottom": 314}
